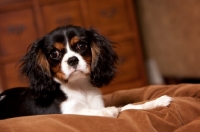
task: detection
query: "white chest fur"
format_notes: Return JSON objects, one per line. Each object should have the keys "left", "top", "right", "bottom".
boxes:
{"left": 60, "top": 77, "right": 105, "bottom": 115}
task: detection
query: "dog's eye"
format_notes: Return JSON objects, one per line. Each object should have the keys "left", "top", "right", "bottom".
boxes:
{"left": 76, "top": 42, "right": 87, "bottom": 52}
{"left": 50, "top": 50, "right": 61, "bottom": 60}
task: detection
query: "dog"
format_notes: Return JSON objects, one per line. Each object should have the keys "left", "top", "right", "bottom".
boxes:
{"left": 0, "top": 25, "right": 172, "bottom": 120}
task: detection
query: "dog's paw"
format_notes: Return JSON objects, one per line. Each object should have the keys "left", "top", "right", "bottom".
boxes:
{"left": 121, "top": 95, "right": 173, "bottom": 111}
{"left": 142, "top": 95, "right": 173, "bottom": 109}
{"left": 153, "top": 95, "right": 173, "bottom": 107}
{"left": 98, "top": 107, "right": 120, "bottom": 118}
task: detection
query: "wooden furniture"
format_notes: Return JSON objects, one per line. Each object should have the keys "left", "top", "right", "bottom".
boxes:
{"left": 0, "top": 0, "right": 147, "bottom": 94}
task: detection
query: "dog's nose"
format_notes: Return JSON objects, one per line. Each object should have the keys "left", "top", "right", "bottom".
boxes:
{"left": 67, "top": 56, "right": 79, "bottom": 67}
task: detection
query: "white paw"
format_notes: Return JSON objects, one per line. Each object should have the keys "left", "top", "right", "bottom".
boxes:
{"left": 98, "top": 107, "right": 120, "bottom": 118}
{"left": 121, "top": 95, "right": 172, "bottom": 111}
{"left": 153, "top": 95, "right": 173, "bottom": 107}
{"left": 142, "top": 95, "right": 172, "bottom": 109}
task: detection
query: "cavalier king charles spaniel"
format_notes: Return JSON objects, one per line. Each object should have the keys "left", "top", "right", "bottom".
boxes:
{"left": 0, "top": 25, "right": 172, "bottom": 119}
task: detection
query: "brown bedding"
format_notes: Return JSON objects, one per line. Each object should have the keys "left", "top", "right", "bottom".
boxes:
{"left": 1, "top": 84, "right": 200, "bottom": 132}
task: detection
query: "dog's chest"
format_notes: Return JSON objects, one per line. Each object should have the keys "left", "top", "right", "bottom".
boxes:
{"left": 60, "top": 84, "right": 104, "bottom": 114}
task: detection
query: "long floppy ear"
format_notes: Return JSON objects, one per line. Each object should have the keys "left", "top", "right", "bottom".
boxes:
{"left": 88, "top": 28, "right": 118, "bottom": 87}
{"left": 20, "top": 38, "right": 58, "bottom": 102}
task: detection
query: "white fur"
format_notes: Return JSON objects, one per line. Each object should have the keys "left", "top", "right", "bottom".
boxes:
{"left": 60, "top": 73, "right": 119, "bottom": 117}
{"left": 121, "top": 95, "right": 172, "bottom": 111}
{"left": 0, "top": 95, "right": 5, "bottom": 101}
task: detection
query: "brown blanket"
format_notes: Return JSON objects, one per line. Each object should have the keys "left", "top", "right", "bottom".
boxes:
{"left": 1, "top": 84, "right": 200, "bottom": 132}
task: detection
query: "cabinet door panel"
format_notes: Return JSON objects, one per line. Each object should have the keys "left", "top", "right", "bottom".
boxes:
{"left": 42, "top": 0, "right": 83, "bottom": 32}
{"left": 0, "top": 9, "right": 37, "bottom": 57}
{"left": 87, "top": 0, "right": 132, "bottom": 36}
{"left": 2, "top": 61, "right": 28, "bottom": 89}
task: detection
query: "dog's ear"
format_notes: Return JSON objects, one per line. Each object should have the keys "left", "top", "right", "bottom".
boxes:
{"left": 87, "top": 28, "right": 118, "bottom": 87}
{"left": 20, "top": 38, "right": 57, "bottom": 101}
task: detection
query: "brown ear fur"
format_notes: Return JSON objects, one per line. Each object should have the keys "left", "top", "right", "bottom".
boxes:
{"left": 37, "top": 50, "right": 50, "bottom": 75}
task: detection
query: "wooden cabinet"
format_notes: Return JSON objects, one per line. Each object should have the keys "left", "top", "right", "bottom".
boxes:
{"left": 87, "top": 0, "right": 133, "bottom": 36}
{"left": 0, "top": 0, "right": 147, "bottom": 94}
{"left": 0, "top": 1, "right": 38, "bottom": 89}
{"left": 41, "top": 0, "right": 84, "bottom": 32}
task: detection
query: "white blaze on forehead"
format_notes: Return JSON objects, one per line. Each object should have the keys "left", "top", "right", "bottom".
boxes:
{"left": 60, "top": 41, "right": 90, "bottom": 79}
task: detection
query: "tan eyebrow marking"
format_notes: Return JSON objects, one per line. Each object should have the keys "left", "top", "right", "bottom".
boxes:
{"left": 70, "top": 36, "right": 80, "bottom": 46}
{"left": 54, "top": 42, "right": 65, "bottom": 50}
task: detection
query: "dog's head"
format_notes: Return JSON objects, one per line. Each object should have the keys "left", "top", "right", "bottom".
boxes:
{"left": 20, "top": 25, "right": 118, "bottom": 99}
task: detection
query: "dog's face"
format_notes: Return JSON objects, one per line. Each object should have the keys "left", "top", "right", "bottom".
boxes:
{"left": 45, "top": 27, "right": 94, "bottom": 83}
{"left": 20, "top": 25, "right": 118, "bottom": 98}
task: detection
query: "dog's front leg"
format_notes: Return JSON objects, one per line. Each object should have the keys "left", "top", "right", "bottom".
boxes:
{"left": 121, "top": 95, "right": 172, "bottom": 111}
{"left": 79, "top": 107, "right": 120, "bottom": 118}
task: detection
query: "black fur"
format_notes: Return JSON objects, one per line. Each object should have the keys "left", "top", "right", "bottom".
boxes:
{"left": 0, "top": 87, "right": 66, "bottom": 119}
{"left": 0, "top": 25, "right": 118, "bottom": 120}
{"left": 20, "top": 38, "right": 59, "bottom": 102}
{"left": 88, "top": 28, "right": 118, "bottom": 87}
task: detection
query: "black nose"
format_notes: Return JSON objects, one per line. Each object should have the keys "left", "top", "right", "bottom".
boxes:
{"left": 67, "top": 56, "right": 79, "bottom": 67}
